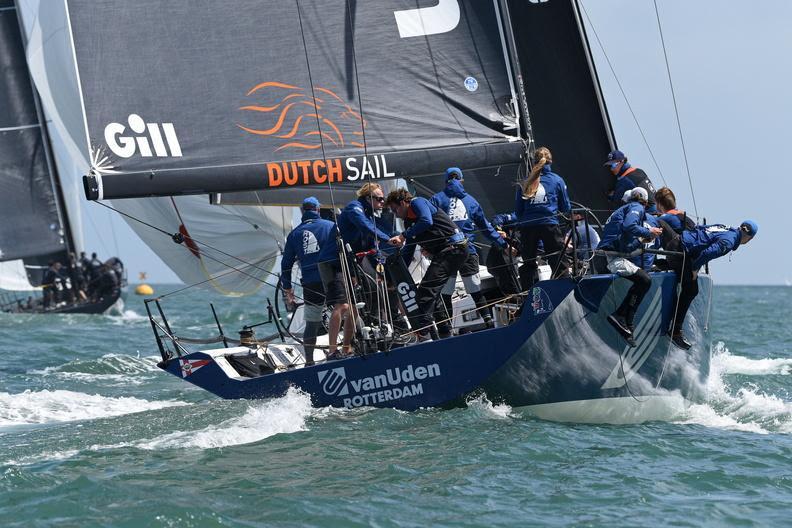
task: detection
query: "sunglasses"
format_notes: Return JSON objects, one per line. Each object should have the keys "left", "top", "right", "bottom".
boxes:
{"left": 373, "top": 196, "right": 385, "bottom": 203}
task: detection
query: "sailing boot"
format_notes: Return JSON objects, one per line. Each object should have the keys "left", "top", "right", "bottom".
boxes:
{"left": 668, "top": 327, "right": 692, "bottom": 350}
{"left": 471, "top": 291, "right": 494, "bottom": 329}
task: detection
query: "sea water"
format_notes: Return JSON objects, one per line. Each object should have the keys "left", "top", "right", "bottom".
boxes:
{"left": 0, "top": 286, "right": 790, "bottom": 527}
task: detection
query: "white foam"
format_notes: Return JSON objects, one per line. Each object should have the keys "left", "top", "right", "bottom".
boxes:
{"left": 675, "top": 343, "right": 792, "bottom": 434}
{"left": 466, "top": 394, "right": 513, "bottom": 419}
{"left": 712, "top": 341, "right": 792, "bottom": 376}
{"left": 134, "top": 387, "right": 314, "bottom": 450}
{"left": 0, "top": 390, "right": 187, "bottom": 427}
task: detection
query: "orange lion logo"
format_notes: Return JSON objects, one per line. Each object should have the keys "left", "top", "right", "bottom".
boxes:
{"left": 237, "top": 81, "right": 366, "bottom": 152}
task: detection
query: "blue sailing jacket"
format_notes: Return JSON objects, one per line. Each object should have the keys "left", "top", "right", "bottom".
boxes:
{"left": 337, "top": 197, "right": 392, "bottom": 254}
{"left": 598, "top": 201, "right": 652, "bottom": 254}
{"left": 431, "top": 179, "right": 506, "bottom": 255}
{"left": 681, "top": 224, "right": 741, "bottom": 270}
{"left": 629, "top": 213, "right": 660, "bottom": 270}
{"left": 280, "top": 210, "right": 337, "bottom": 290}
{"left": 514, "top": 164, "right": 571, "bottom": 226}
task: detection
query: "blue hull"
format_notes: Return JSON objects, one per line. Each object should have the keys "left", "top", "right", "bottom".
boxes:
{"left": 160, "top": 273, "right": 712, "bottom": 420}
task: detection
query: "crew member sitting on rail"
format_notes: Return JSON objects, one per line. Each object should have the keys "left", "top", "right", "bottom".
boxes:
{"left": 605, "top": 150, "right": 658, "bottom": 214}
{"left": 386, "top": 188, "right": 468, "bottom": 341}
{"left": 281, "top": 197, "right": 335, "bottom": 366}
{"left": 664, "top": 220, "right": 757, "bottom": 350}
{"left": 620, "top": 189, "right": 661, "bottom": 272}
{"left": 431, "top": 167, "right": 510, "bottom": 332}
{"left": 597, "top": 187, "right": 663, "bottom": 346}
{"left": 655, "top": 186, "right": 695, "bottom": 235}
{"left": 515, "top": 146, "right": 572, "bottom": 290}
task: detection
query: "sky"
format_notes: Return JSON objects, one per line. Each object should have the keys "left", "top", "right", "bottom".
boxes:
{"left": 81, "top": 0, "right": 792, "bottom": 286}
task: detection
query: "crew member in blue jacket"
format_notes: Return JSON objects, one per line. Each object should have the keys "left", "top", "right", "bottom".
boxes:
{"left": 605, "top": 150, "right": 658, "bottom": 214}
{"left": 619, "top": 189, "right": 660, "bottom": 271}
{"left": 431, "top": 167, "right": 509, "bottom": 330}
{"left": 664, "top": 220, "right": 757, "bottom": 349}
{"left": 597, "top": 187, "right": 663, "bottom": 346}
{"left": 387, "top": 188, "right": 468, "bottom": 341}
{"left": 280, "top": 197, "right": 336, "bottom": 365}
{"left": 515, "top": 147, "right": 572, "bottom": 290}
{"left": 655, "top": 186, "right": 695, "bottom": 235}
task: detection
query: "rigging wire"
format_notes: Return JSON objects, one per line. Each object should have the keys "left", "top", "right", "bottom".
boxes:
{"left": 578, "top": 0, "right": 667, "bottom": 187}
{"left": 652, "top": 0, "right": 699, "bottom": 219}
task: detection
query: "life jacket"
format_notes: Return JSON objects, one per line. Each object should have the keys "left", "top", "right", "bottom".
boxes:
{"left": 405, "top": 201, "right": 465, "bottom": 256}
{"left": 621, "top": 167, "right": 656, "bottom": 209}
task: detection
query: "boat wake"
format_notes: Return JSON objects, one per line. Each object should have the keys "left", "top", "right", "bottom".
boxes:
{"left": 0, "top": 389, "right": 187, "bottom": 428}
{"left": 676, "top": 342, "right": 792, "bottom": 434}
{"left": 133, "top": 387, "right": 314, "bottom": 450}
{"left": 31, "top": 353, "right": 160, "bottom": 385}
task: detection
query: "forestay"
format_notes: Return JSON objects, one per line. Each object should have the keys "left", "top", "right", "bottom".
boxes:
{"left": 65, "top": 0, "right": 524, "bottom": 200}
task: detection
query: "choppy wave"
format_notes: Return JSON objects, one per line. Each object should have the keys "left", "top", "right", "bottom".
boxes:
{"left": 677, "top": 343, "right": 792, "bottom": 434}
{"left": 465, "top": 394, "right": 514, "bottom": 419}
{"left": 32, "top": 353, "right": 160, "bottom": 376}
{"left": 133, "top": 387, "right": 314, "bottom": 449}
{"left": 0, "top": 390, "right": 187, "bottom": 427}
{"left": 712, "top": 341, "right": 792, "bottom": 376}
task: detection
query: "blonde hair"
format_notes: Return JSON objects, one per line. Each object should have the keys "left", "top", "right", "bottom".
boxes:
{"left": 356, "top": 182, "right": 382, "bottom": 198}
{"left": 521, "top": 146, "right": 552, "bottom": 199}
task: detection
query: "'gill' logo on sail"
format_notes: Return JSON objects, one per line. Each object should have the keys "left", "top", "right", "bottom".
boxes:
{"left": 397, "top": 282, "right": 419, "bottom": 313}
{"left": 104, "top": 114, "right": 182, "bottom": 158}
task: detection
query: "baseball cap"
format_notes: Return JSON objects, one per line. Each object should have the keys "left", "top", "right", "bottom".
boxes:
{"left": 621, "top": 189, "right": 633, "bottom": 203}
{"left": 302, "top": 196, "right": 320, "bottom": 210}
{"left": 630, "top": 187, "right": 648, "bottom": 202}
{"left": 604, "top": 150, "right": 627, "bottom": 165}
{"left": 445, "top": 167, "right": 463, "bottom": 181}
{"left": 740, "top": 220, "right": 758, "bottom": 237}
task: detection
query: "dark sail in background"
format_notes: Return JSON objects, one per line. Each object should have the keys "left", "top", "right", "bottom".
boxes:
{"left": 505, "top": 0, "right": 616, "bottom": 215}
{"left": 0, "top": 0, "right": 67, "bottom": 262}
{"left": 67, "top": 0, "right": 525, "bottom": 201}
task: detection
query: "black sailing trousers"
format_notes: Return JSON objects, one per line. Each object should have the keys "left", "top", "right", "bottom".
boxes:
{"left": 415, "top": 246, "right": 468, "bottom": 337}
{"left": 665, "top": 237, "right": 699, "bottom": 334}
{"left": 614, "top": 268, "right": 652, "bottom": 326}
{"left": 518, "top": 224, "right": 570, "bottom": 291}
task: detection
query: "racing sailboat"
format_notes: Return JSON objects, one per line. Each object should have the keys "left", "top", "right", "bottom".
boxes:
{"left": 61, "top": 0, "right": 710, "bottom": 423}
{"left": 0, "top": 0, "right": 124, "bottom": 314}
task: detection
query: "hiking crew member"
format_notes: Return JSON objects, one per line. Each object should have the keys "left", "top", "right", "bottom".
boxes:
{"left": 620, "top": 189, "right": 660, "bottom": 272}
{"left": 386, "top": 188, "right": 468, "bottom": 341}
{"left": 514, "top": 147, "right": 572, "bottom": 290}
{"left": 281, "top": 197, "right": 335, "bottom": 365}
{"left": 597, "top": 188, "right": 663, "bottom": 346}
{"left": 431, "top": 167, "right": 509, "bottom": 331}
{"left": 664, "top": 221, "right": 757, "bottom": 349}
{"left": 605, "top": 150, "right": 658, "bottom": 214}
{"left": 655, "top": 186, "right": 695, "bottom": 235}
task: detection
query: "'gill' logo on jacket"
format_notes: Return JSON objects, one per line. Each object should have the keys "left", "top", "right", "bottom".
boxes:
{"left": 104, "top": 114, "right": 182, "bottom": 158}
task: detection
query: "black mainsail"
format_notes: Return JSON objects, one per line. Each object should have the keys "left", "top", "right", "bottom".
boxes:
{"left": 0, "top": 0, "right": 70, "bottom": 273}
{"left": 66, "top": 0, "right": 525, "bottom": 201}
{"left": 505, "top": 0, "right": 616, "bottom": 214}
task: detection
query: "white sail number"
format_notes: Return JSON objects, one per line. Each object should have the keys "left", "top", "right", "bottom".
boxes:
{"left": 394, "top": 0, "right": 460, "bottom": 38}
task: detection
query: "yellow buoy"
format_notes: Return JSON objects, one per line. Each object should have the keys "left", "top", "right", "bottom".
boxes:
{"left": 135, "top": 284, "right": 154, "bottom": 296}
